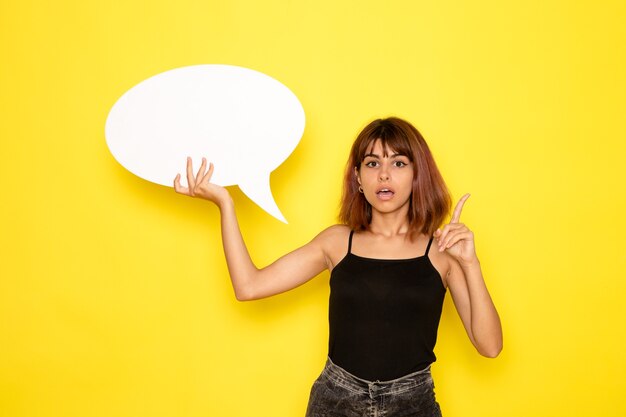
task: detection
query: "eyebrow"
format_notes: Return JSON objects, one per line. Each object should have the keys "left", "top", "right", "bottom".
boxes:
{"left": 363, "top": 152, "right": 406, "bottom": 159}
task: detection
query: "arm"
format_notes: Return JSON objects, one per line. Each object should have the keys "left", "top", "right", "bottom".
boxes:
{"left": 445, "top": 257, "right": 502, "bottom": 357}
{"left": 436, "top": 194, "right": 503, "bottom": 357}
{"left": 175, "top": 157, "right": 328, "bottom": 301}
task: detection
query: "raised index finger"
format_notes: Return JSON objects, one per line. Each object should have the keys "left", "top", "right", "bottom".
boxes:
{"left": 451, "top": 193, "right": 471, "bottom": 223}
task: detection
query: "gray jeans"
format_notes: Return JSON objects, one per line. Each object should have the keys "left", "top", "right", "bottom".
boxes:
{"left": 305, "top": 357, "right": 442, "bottom": 417}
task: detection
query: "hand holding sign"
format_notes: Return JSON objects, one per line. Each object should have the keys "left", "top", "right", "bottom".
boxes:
{"left": 173, "top": 157, "right": 231, "bottom": 207}
{"left": 434, "top": 193, "right": 478, "bottom": 266}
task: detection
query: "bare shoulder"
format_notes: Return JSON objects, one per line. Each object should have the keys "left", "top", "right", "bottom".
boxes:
{"left": 312, "top": 224, "right": 352, "bottom": 270}
{"left": 315, "top": 224, "right": 350, "bottom": 239}
{"left": 314, "top": 224, "right": 351, "bottom": 251}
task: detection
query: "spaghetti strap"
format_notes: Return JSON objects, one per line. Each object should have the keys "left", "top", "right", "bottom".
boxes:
{"left": 424, "top": 236, "right": 434, "bottom": 256}
{"left": 347, "top": 230, "right": 354, "bottom": 254}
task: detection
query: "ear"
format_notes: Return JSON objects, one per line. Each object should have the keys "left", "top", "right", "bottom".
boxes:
{"left": 354, "top": 167, "right": 361, "bottom": 184}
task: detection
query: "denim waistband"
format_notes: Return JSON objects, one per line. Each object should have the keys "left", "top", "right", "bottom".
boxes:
{"left": 322, "top": 357, "right": 433, "bottom": 398}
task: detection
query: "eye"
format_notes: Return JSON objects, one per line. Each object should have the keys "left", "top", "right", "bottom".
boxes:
{"left": 365, "top": 160, "right": 379, "bottom": 168}
{"left": 393, "top": 160, "right": 407, "bottom": 167}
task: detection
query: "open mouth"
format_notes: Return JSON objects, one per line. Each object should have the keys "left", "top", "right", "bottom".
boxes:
{"left": 376, "top": 188, "right": 394, "bottom": 199}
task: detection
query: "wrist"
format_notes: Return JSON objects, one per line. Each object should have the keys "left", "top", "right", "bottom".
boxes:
{"left": 217, "top": 194, "right": 234, "bottom": 212}
{"left": 459, "top": 256, "right": 481, "bottom": 270}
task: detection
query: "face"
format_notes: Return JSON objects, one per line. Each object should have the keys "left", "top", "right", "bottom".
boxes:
{"left": 356, "top": 140, "right": 414, "bottom": 217}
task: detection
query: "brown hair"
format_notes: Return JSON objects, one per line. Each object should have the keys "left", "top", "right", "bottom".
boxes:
{"left": 339, "top": 117, "right": 451, "bottom": 236}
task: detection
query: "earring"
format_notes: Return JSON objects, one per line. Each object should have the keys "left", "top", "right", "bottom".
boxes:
{"left": 358, "top": 186, "right": 364, "bottom": 193}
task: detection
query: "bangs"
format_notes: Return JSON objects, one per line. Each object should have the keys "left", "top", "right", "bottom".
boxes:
{"left": 358, "top": 124, "right": 414, "bottom": 163}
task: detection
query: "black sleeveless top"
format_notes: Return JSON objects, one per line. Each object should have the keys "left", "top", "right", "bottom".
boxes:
{"left": 328, "top": 231, "right": 446, "bottom": 381}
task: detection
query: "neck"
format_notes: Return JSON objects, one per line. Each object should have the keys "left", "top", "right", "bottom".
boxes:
{"left": 368, "top": 207, "right": 411, "bottom": 237}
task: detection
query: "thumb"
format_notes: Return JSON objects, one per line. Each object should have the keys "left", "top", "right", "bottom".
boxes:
{"left": 434, "top": 229, "right": 442, "bottom": 237}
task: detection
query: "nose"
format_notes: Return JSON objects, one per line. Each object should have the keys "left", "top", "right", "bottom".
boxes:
{"left": 379, "top": 169, "right": 389, "bottom": 182}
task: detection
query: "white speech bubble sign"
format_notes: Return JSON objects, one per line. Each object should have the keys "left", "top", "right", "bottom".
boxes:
{"left": 105, "top": 64, "right": 306, "bottom": 223}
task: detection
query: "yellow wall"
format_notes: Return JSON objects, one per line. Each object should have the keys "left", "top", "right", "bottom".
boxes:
{"left": 1, "top": 1, "right": 625, "bottom": 416}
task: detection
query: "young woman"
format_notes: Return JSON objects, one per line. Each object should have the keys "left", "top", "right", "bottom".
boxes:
{"left": 174, "top": 117, "right": 502, "bottom": 417}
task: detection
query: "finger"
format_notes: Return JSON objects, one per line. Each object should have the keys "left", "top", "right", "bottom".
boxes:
{"left": 441, "top": 226, "right": 468, "bottom": 247}
{"left": 451, "top": 193, "right": 471, "bottom": 223}
{"left": 437, "top": 223, "right": 465, "bottom": 249}
{"left": 440, "top": 228, "right": 462, "bottom": 251}
{"left": 173, "top": 173, "right": 190, "bottom": 195}
{"left": 200, "top": 161, "right": 215, "bottom": 184}
{"left": 186, "top": 157, "right": 196, "bottom": 193}
{"left": 438, "top": 223, "right": 464, "bottom": 240}
{"left": 442, "top": 231, "right": 474, "bottom": 250}
{"left": 437, "top": 224, "right": 452, "bottom": 250}
{"left": 195, "top": 157, "right": 207, "bottom": 182}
